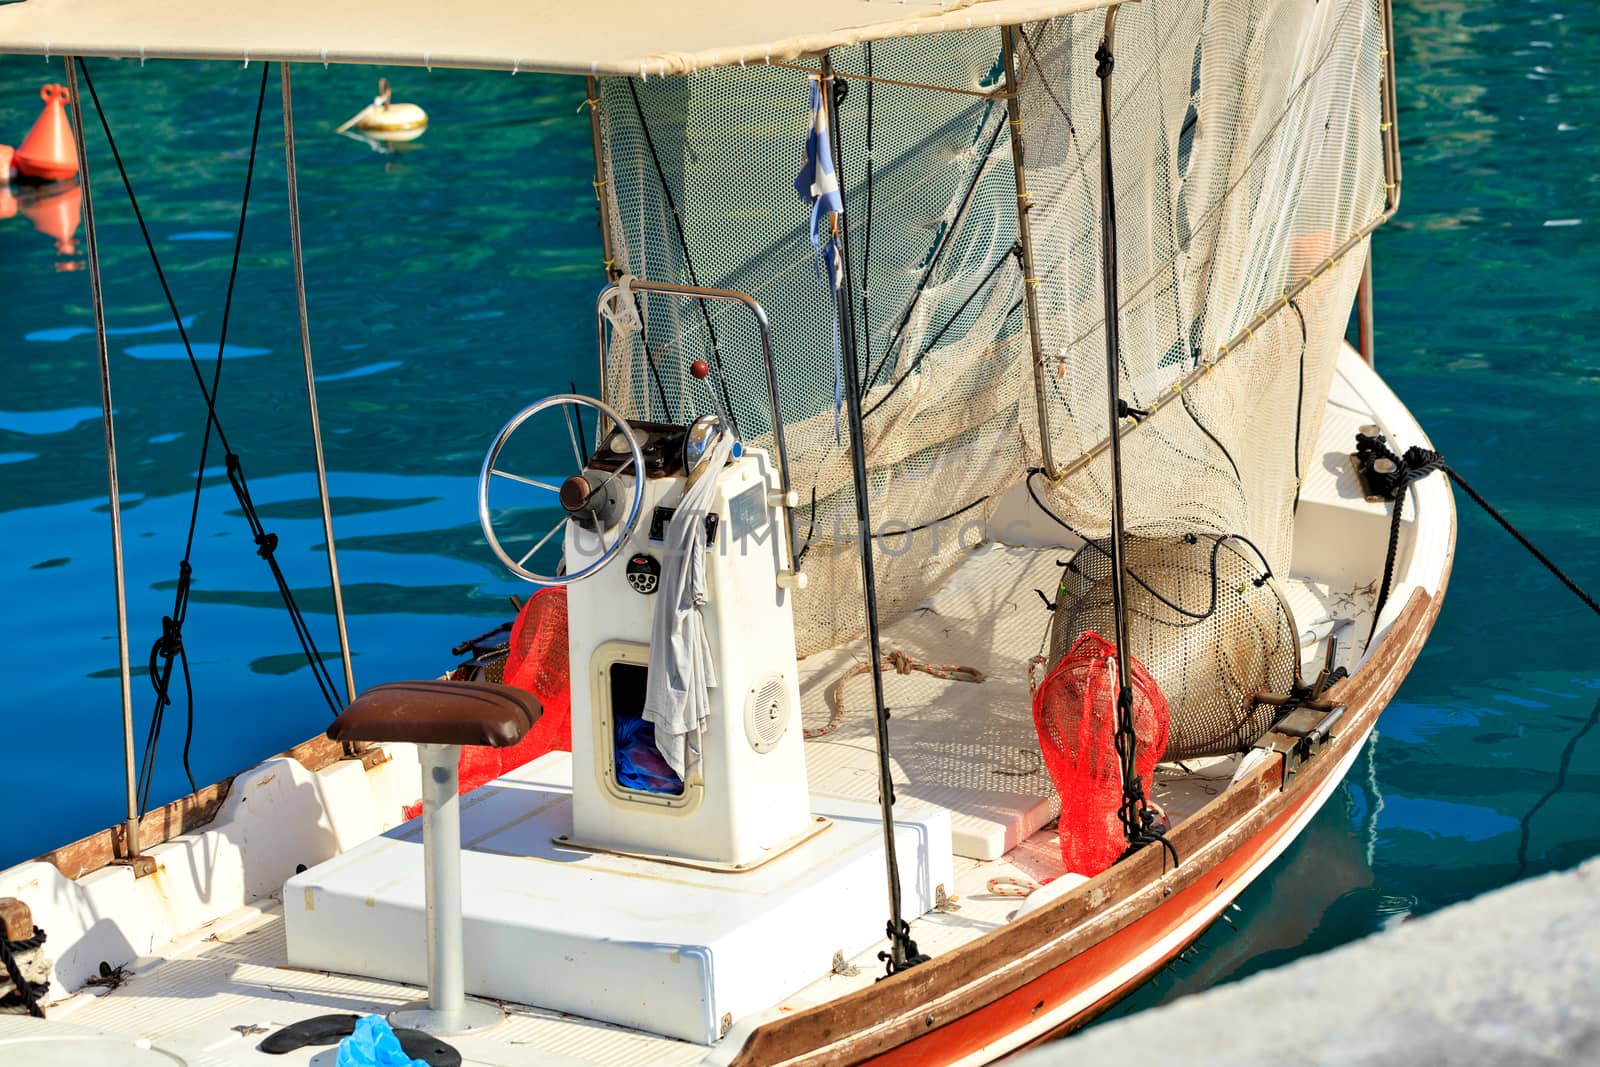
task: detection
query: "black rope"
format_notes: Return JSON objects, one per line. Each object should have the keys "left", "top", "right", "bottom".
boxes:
{"left": 1289, "top": 299, "right": 1308, "bottom": 501}
{"left": 863, "top": 246, "right": 1023, "bottom": 419}
{"left": 871, "top": 494, "right": 990, "bottom": 539}
{"left": 861, "top": 109, "right": 1010, "bottom": 395}
{"left": 877, "top": 918, "right": 930, "bottom": 979}
{"left": 860, "top": 42, "right": 876, "bottom": 393}
{"left": 828, "top": 70, "right": 864, "bottom": 402}
{"left": 1356, "top": 430, "right": 1600, "bottom": 645}
{"left": 1025, "top": 470, "right": 1273, "bottom": 623}
{"left": 623, "top": 78, "right": 739, "bottom": 435}
{"left": 227, "top": 454, "right": 344, "bottom": 715}
{"left": 77, "top": 60, "right": 345, "bottom": 731}
{"left": 136, "top": 64, "right": 270, "bottom": 816}
{"left": 0, "top": 927, "right": 47, "bottom": 1018}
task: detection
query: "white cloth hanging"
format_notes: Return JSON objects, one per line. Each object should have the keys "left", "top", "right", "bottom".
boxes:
{"left": 642, "top": 432, "right": 735, "bottom": 780}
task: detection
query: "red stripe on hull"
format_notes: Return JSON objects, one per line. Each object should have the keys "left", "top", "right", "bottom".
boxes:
{"left": 872, "top": 776, "right": 1326, "bottom": 1065}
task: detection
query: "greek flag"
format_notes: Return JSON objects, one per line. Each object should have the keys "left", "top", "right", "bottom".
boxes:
{"left": 795, "top": 76, "right": 846, "bottom": 440}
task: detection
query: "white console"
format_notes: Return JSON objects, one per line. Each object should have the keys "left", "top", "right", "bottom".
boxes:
{"left": 562, "top": 442, "right": 816, "bottom": 869}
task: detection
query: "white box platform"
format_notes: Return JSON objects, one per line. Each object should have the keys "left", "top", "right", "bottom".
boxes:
{"left": 284, "top": 752, "right": 952, "bottom": 1045}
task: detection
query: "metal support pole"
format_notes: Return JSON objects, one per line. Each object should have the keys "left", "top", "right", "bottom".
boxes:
{"left": 390, "top": 744, "right": 502, "bottom": 1035}
{"left": 281, "top": 63, "right": 357, "bottom": 707}
{"left": 1094, "top": 8, "right": 1140, "bottom": 772}
{"left": 64, "top": 57, "right": 141, "bottom": 861}
{"left": 821, "top": 56, "right": 923, "bottom": 976}
{"left": 1001, "top": 25, "right": 1059, "bottom": 477}
{"left": 585, "top": 76, "right": 622, "bottom": 283}
{"left": 1356, "top": 249, "right": 1375, "bottom": 366}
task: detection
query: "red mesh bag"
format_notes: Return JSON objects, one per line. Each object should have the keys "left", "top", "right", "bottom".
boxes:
{"left": 494, "top": 587, "right": 573, "bottom": 776}
{"left": 404, "top": 590, "right": 576, "bottom": 818}
{"left": 1032, "top": 630, "right": 1170, "bottom": 878}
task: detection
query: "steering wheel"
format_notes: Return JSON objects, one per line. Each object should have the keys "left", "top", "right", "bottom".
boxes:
{"left": 477, "top": 394, "right": 646, "bottom": 586}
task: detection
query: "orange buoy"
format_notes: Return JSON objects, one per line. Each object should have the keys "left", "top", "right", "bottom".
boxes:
{"left": 14, "top": 84, "right": 79, "bottom": 182}
{"left": 0, "top": 143, "right": 15, "bottom": 183}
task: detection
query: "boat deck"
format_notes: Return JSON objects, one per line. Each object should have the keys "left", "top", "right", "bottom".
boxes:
{"left": 22, "top": 355, "right": 1394, "bottom": 1065}
{"left": 37, "top": 557, "right": 1371, "bottom": 1067}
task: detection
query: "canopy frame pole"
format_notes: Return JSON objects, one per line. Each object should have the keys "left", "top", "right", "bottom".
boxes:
{"left": 1001, "top": 24, "right": 1059, "bottom": 478}
{"left": 821, "top": 53, "right": 925, "bottom": 976}
{"left": 585, "top": 76, "right": 622, "bottom": 285}
{"left": 281, "top": 62, "right": 357, "bottom": 707}
{"left": 64, "top": 56, "right": 142, "bottom": 864}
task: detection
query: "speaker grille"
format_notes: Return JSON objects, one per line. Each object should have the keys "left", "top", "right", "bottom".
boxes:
{"left": 745, "top": 676, "right": 788, "bottom": 753}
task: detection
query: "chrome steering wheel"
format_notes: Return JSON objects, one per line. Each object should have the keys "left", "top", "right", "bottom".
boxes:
{"left": 478, "top": 394, "right": 646, "bottom": 586}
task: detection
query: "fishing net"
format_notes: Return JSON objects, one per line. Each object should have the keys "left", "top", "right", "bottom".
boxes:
{"left": 1033, "top": 631, "right": 1168, "bottom": 877}
{"left": 595, "top": 0, "right": 1390, "bottom": 667}
{"left": 1050, "top": 533, "right": 1300, "bottom": 759}
{"left": 505, "top": 586, "right": 570, "bottom": 706}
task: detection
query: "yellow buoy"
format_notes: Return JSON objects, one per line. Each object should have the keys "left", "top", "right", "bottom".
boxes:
{"left": 338, "top": 78, "right": 428, "bottom": 143}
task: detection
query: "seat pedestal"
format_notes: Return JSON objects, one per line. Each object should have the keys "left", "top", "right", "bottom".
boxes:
{"left": 390, "top": 743, "right": 504, "bottom": 1035}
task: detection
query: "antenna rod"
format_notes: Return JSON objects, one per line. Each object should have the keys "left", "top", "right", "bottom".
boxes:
{"left": 821, "top": 53, "right": 924, "bottom": 976}
{"left": 65, "top": 56, "right": 141, "bottom": 859}
{"left": 1094, "top": 8, "right": 1144, "bottom": 836}
{"left": 282, "top": 63, "right": 357, "bottom": 706}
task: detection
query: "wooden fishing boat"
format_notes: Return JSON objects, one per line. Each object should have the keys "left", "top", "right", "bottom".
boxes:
{"left": 0, "top": 0, "right": 1454, "bottom": 1063}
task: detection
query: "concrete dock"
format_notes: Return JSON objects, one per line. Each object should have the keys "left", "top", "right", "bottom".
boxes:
{"left": 1022, "top": 856, "right": 1600, "bottom": 1066}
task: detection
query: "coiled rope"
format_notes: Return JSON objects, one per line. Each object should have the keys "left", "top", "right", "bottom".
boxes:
{"left": 808, "top": 650, "right": 985, "bottom": 739}
{"left": 0, "top": 927, "right": 47, "bottom": 1018}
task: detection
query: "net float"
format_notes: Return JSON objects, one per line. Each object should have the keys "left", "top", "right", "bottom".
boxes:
{"left": 337, "top": 77, "right": 428, "bottom": 142}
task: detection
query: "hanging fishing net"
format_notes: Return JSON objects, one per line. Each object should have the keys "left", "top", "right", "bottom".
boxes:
{"left": 595, "top": 0, "right": 1390, "bottom": 659}
{"left": 1033, "top": 630, "right": 1169, "bottom": 877}
{"left": 505, "top": 587, "right": 571, "bottom": 705}
{"left": 1049, "top": 532, "right": 1300, "bottom": 760}
{"left": 495, "top": 587, "right": 573, "bottom": 776}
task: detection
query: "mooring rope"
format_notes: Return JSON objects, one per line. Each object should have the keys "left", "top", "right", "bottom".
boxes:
{"left": 1355, "top": 430, "right": 1600, "bottom": 644}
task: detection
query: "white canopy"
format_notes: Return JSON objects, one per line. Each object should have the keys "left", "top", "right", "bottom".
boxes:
{"left": 0, "top": 0, "right": 1112, "bottom": 77}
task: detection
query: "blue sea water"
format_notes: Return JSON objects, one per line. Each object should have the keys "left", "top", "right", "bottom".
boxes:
{"left": 0, "top": 0, "right": 1596, "bottom": 1022}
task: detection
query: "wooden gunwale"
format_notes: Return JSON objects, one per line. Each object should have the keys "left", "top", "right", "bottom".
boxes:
{"left": 729, "top": 583, "right": 1446, "bottom": 1066}
{"left": 37, "top": 734, "right": 352, "bottom": 881}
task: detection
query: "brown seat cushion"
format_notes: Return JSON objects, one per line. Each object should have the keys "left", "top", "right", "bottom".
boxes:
{"left": 327, "top": 680, "right": 541, "bottom": 748}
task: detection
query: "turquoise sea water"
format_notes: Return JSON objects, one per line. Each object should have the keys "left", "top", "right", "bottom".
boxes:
{"left": 1, "top": 0, "right": 1596, "bottom": 1024}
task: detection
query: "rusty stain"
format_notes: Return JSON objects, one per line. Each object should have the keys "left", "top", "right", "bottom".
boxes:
{"left": 303, "top": 888, "right": 316, "bottom": 912}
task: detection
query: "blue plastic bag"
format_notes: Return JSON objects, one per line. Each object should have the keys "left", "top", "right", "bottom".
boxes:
{"left": 336, "top": 1015, "right": 427, "bottom": 1067}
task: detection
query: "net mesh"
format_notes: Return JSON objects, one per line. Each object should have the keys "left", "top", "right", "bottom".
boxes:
{"left": 1049, "top": 533, "right": 1300, "bottom": 759}
{"left": 506, "top": 587, "right": 571, "bottom": 707}
{"left": 596, "top": 0, "right": 1388, "bottom": 672}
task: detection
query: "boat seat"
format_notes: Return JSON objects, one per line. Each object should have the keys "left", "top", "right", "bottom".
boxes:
{"left": 323, "top": 679, "right": 541, "bottom": 1036}
{"left": 326, "top": 680, "right": 540, "bottom": 748}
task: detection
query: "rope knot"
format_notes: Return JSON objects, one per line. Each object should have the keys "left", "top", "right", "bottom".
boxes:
{"left": 1116, "top": 399, "right": 1149, "bottom": 422}
{"left": 156, "top": 615, "right": 184, "bottom": 659}
{"left": 1095, "top": 41, "right": 1114, "bottom": 79}
{"left": 254, "top": 531, "right": 279, "bottom": 559}
{"left": 888, "top": 650, "right": 913, "bottom": 674}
